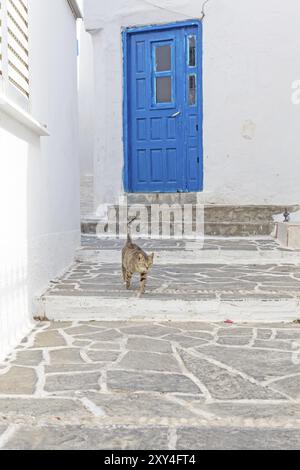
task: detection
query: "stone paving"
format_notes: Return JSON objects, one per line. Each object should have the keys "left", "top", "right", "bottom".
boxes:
{"left": 47, "top": 261, "right": 300, "bottom": 301}
{"left": 0, "top": 321, "right": 300, "bottom": 449}
{"left": 81, "top": 235, "right": 297, "bottom": 252}
{"left": 37, "top": 235, "right": 300, "bottom": 322}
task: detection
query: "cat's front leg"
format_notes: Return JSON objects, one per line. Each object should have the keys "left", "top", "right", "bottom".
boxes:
{"left": 126, "top": 271, "right": 132, "bottom": 290}
{"left": 138, "top": 272, "right": 147, "bottom": 296}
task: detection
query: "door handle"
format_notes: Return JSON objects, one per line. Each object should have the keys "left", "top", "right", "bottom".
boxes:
{"left": 171, "top": 111, "right": 181, "bottom": 118}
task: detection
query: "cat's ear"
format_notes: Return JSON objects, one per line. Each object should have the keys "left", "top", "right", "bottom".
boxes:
{"left": 150, "top": 253, "right": 154, "bottom": 260}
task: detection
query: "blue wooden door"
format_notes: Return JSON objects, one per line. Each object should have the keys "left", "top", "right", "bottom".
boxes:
{"left": 124, "top": 22, "right": 203, "bottom": 193}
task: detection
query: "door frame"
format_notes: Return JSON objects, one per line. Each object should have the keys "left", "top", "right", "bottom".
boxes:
{"left": 122, "top": 19, "right": 203, "bottom": 193}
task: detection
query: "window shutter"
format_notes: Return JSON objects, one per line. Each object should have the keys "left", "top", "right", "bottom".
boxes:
{"left": 7, "top": 0, "right": 29, "bottom": 97}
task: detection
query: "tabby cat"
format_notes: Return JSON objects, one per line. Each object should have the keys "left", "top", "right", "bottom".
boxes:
{"left": 122, "top": 221, "right": 154, "bottom": 296}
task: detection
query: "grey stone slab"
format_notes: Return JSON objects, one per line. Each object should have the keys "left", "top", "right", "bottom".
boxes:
{"left": 127, "top": 337, "right": 172, "bottom": 354}
{"left": 45, "top": 373, "right": 101, "bottom": 393}
{"left": 182, "top": 331, "right": 214, "bottom": 341}
{"left": 34, "top": 331, "right": 66, "bottom": 348}
{"left": 0, "top": 367, "right": 37, "bottom": 395}
{"left": 118, "top": 351, "right": 180, "bottom": 372}
{"left": 14, "top": 350, "right": 43, "bottom": 366}
{"left": 107, "top": 371, "right": 200, "bottom": 394}
{"left": 161, "top": 322, "right": 215, "bottom": 331}
{"left": 253, "top": 340, "right": 295, "bottom": 351}
{"left": 217, "top": 337, "right": 250, "bottom": 346}
{"left": 65, "top": 325, "right": 107, "bottom": 335}
{"left": 86, "top": 392, "right": 197, "bottom": 420}
{"left": 73, "top": 340, "right": 92, "bottom": 347}
{"left": 179, "top": 351, "right": 283, "bottom": 400}
{"left": 89, "top": 342, "right": 121, "bottom": 351}
{"left": 3, "top": 425, "right": 169, "bottom": 450}
{"left": 120, "top": 325, "right": 179, "bottom": 337}
{"left": 163, "top": 334, "right": 209, "bottom": 348}
{"left": 256, "top": 329, "right": 273, "bottom": 340}
{"left": 49, "top": 349, "right": 85, "bottom": 364}
{"left": 276, "top": 329, "right": 300, "bottom": 340}
{"left": 76, "top": 330, "right": 123, "bottom": 342}
{"left": 45, "top": 364, "right": 102, "bottom": 374}
{"left": 198, "top": 345, "right": 300, "bottom": 382}
{"left": 218, "top": 328, "right": 253, "bottom": 336}
{"left": 0, "top": 398, "right": 91, "bottom": 418}
{"left": 201, "top": 402, "right": 300, "bottom": 420}
{"left": 171, "top": 394, "right": 206, "bottom": 406}
{"left": 86, "top": 351, "right": 120, "bottom": 362}
{"left": 176, "top": 427, "right": 300, "bottom": 450}
{"left": 271, "top": 375, "right": 300, "bottom": 400}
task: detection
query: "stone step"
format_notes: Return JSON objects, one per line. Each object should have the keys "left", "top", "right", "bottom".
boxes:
{"left": 203, "top": 205, "right": 299, "bottom": 223}
{"left": 77, "top": 236, "right": 300, "bottom": 265}
{"left": 35, "top": 255, "right": 300, "bottom": 323}
{"left": 200, "top": 222, "right": 274, "bottom": 237}
{"left": 126, "top": 193, "right": 198, "bottom": 205}
{"left": 82, "top": 205, "right": 299, "bottom": 237}
{"left": 118, "top": 204, "right": 299, "bottom": 223}
{"left": 35, "top": 295, "right": 300, "bottom": 323}
{"left": 76, "top": 247, "right": 300, "bottom": 265}
{"left": 81, "top": 219, "right": 275, "bottom": 237}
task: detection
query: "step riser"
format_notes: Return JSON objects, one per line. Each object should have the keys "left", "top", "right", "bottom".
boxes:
{"left": 81, "top": 221, "right": 275, "bottom": 237}
{"left": 126, "top": 193, "right": 198, "bottom": 205}
{"left": 107, "top": 205, "right": 299, "bottom": 223}
{"left": 82, "top": 205, "right": 300, "bottom": 237}
{"left": 124, "top": 198, "right": 299, "bottom": 221}
{"left": 203, "top": 223, "right": 274, "bottom": 237}
{"left": 36, "top": 296, "right": 300, "bottom": 323}
{"left": 203, "top": 206, "right": 299, "bottom": 222}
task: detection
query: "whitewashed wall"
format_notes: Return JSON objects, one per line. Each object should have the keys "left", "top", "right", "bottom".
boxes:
{"left": 78, "top": 21, "right": 94, "bottom": 178}
{"left": 0, "top": 0, "right": 80, "bottom": 361}
{"left": 78, "top": 19, "right": 95, "bottom": 216}
{"left": 80, "top": 0, "right": 300, "bottom": 209}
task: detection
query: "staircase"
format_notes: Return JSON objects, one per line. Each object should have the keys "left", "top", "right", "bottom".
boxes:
{"left": 82, "top": 203, "right": 300, "bottom": 237}
{"left": 36, "top": 205, "right": 300, "bottom": 322}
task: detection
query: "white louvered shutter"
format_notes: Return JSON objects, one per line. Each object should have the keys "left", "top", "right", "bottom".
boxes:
{"left": 6, "top": 0, "right": 29, "bottom": 97}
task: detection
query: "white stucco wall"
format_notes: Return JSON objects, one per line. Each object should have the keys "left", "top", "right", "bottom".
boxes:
{"left": 0, "top": 0, "right": 80, "bottom": 361}
{"left": 78, "top": 20, "right": 95, "bottom": 177}
{"left": 80, "top": 0, "right": 300, "bottom": 208}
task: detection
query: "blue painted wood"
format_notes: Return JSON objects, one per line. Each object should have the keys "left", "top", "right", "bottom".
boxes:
{"left": 122, "top": 30, "right": 129, "bottom": 192}
{"left": 123, "top": 21, "right": 203, "bottom": 193}
{"left": 125, "top": 20, "right": 201, "bottom": 34}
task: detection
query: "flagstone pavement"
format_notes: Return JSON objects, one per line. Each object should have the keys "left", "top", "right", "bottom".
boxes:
{"left": 0, "top": 321, "right": 299, "bottom": 450}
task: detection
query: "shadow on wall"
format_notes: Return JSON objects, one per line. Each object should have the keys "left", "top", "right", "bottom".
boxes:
{"left": 0, "top": 112, "right": 40, "bottom": 361}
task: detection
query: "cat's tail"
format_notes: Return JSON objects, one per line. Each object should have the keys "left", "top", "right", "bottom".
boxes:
{"left": 126, "top": 216, "right": 138, "bottom": 244}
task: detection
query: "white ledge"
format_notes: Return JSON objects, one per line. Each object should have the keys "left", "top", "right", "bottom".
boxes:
{"left": 0, "top": 94, "right": 49, "bottom": 137}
